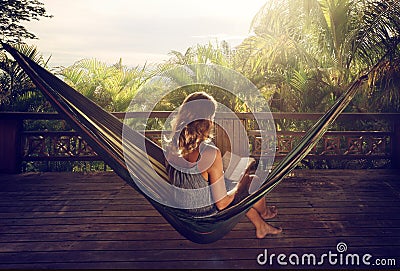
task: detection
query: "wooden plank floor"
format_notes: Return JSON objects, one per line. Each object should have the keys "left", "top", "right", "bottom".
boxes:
{"left": 0, "top": 169, "right": 399, "bottom": 269}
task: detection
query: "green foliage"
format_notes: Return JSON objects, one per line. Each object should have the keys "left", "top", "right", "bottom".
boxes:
{"left": 238, "top": 0, "right": 400, "bottom": 113}
{"left": 366, "top": 57, "right": 400, "bottom": 112}
{"left": 152, "top": 42, "right": 247, "bottom": 112}
{"left": 21, "top": 161, "right": 108, "bottom": 173}
{"left": 164, "top": 41, "right": 233, "bottom": 67}
{"left": 0, "top": 43, "right": 52, "bottom": 112}
{"left": 0, "top": 0, "right": 52, "bottom": 42}
{"left": 3, "top": 1, "right": 399, "bottom": 172}
{"left": 60, "top": 58, "right": 150, "bottom": 112}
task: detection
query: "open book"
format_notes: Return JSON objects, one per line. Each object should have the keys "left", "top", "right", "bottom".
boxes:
{"left": 222, "top": 151, "right": 255, "bottom": 183}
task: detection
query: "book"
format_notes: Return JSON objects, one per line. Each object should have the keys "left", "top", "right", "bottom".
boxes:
{"left": 222, "top": 151, "right": 255, "bottom": 183}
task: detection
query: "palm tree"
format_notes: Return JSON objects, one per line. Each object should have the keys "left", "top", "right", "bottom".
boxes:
{"left": 165, "top": 41, "right": 233, "bottom": 67}
{"left": 150, "top": 41, "right": 250, "bottom": 112}
{"left": 60, "top": 58, "right": 149, "bottom": 112}
{"left": 0, "top": 43, "right": 51, "bottom": 112}
{"left": 238, "top": 0, "right": 400, "bottom": 112}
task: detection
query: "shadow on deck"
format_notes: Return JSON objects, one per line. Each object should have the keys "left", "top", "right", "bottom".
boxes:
{"left": 0, "top": 169, "right": 399, "bottom": 269}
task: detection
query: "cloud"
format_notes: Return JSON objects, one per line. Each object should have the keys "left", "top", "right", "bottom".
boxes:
{"left": 24, "top": 0, "right": 266, "bottom": 67}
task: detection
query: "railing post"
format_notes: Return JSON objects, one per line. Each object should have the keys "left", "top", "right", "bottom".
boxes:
{"left": 214, "top": 121, "right": 231, "bottom": 156}
{"left": 214, "top": 117, "right": 247, "bottom": 157}
{"left": 393, "top": 120, "right": 400, "bottom": 169}
{"left": 0, "top": 119, "right": 22, "bottom": 173}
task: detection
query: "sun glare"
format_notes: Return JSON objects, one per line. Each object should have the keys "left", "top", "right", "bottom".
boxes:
{"left": 25, "top": 0, "right": 268, "bottom": 67}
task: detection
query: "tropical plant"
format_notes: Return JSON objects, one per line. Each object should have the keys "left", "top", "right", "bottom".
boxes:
{"left": 238, "top": 0, "right": 400, "bottom": 113}
{"left": 367, "top": 58, "right": 400, "bottom": 112}
{"left": 150, "top": 41, "right": 252, "bottom": 113}
{"left": 164, "top": 41, "right": 233, "bottom": 67}
{"left": 0, "top": 43, "right": 51, "bottom": 112}
{"left": 60, "top": 58, "right": 149, "bottom": 112}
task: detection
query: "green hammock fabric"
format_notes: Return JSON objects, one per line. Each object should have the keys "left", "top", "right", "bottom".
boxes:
{"left": 3, "top": 43, "right": 367, "bottom": 244}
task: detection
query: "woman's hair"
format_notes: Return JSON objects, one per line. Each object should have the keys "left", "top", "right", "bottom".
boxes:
{"left": 166, "top": 92, "right": 217, "bottom": 156}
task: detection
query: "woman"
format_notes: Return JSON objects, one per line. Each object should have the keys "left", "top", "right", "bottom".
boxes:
{"left": 165, "top": 92, "right": 282, "bottom": 239}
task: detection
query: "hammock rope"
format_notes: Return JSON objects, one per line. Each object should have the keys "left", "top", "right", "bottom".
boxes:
{"left": 2, "top": 43, "right": 368, "bottom": 244}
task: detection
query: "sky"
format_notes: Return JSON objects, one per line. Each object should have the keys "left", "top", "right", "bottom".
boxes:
{"left": 24, "top": 0, "right": 267, "bottom": 68}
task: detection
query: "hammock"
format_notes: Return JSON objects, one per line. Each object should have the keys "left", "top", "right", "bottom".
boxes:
{"left": 2, "top": 43, "right": 368, "bottom": 244}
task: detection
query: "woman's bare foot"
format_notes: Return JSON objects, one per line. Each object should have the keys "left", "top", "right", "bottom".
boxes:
{"left": 261, "top": 205, "right": 278, "bottom": 220}
{"left": 256, "top": 222, "right": 282, "bottom": 239}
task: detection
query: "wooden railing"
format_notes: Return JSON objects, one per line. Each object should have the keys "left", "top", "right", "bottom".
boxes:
{"left": 0, "top": 112, "right": 399, "bottom": 173}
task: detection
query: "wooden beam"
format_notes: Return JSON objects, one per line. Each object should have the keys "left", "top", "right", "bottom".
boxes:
{"left": 0, "top": 119, "right": 21, "bottom": 173}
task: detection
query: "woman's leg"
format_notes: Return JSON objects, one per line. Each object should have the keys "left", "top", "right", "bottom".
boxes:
{"left": 248, "top": 175, "right": 278, "bottom": 219}
{"left": 252, "top": 197, "right": 278, "bottom": 220}
{"left": 246, "top": 208, "right": 282, "bottom": 239}
{"left": 237, "top": 174, "right": 282, "bottom": 238}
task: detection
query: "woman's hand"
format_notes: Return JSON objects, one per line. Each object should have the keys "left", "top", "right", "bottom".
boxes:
{"left": 236, "top": 173, "right": 252, "bottom": 197}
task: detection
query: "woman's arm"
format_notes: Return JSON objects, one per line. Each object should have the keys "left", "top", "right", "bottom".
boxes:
{"left": 207, "top": 148, "right": 235, "bottom": 210}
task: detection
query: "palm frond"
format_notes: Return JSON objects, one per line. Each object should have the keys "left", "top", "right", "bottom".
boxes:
{"left": 349, "top": 0, "right": 400, "bottom": 67}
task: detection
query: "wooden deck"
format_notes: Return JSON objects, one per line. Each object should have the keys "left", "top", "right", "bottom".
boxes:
{"left": 0, "top": 169, "right": 399, "bottom": 269}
